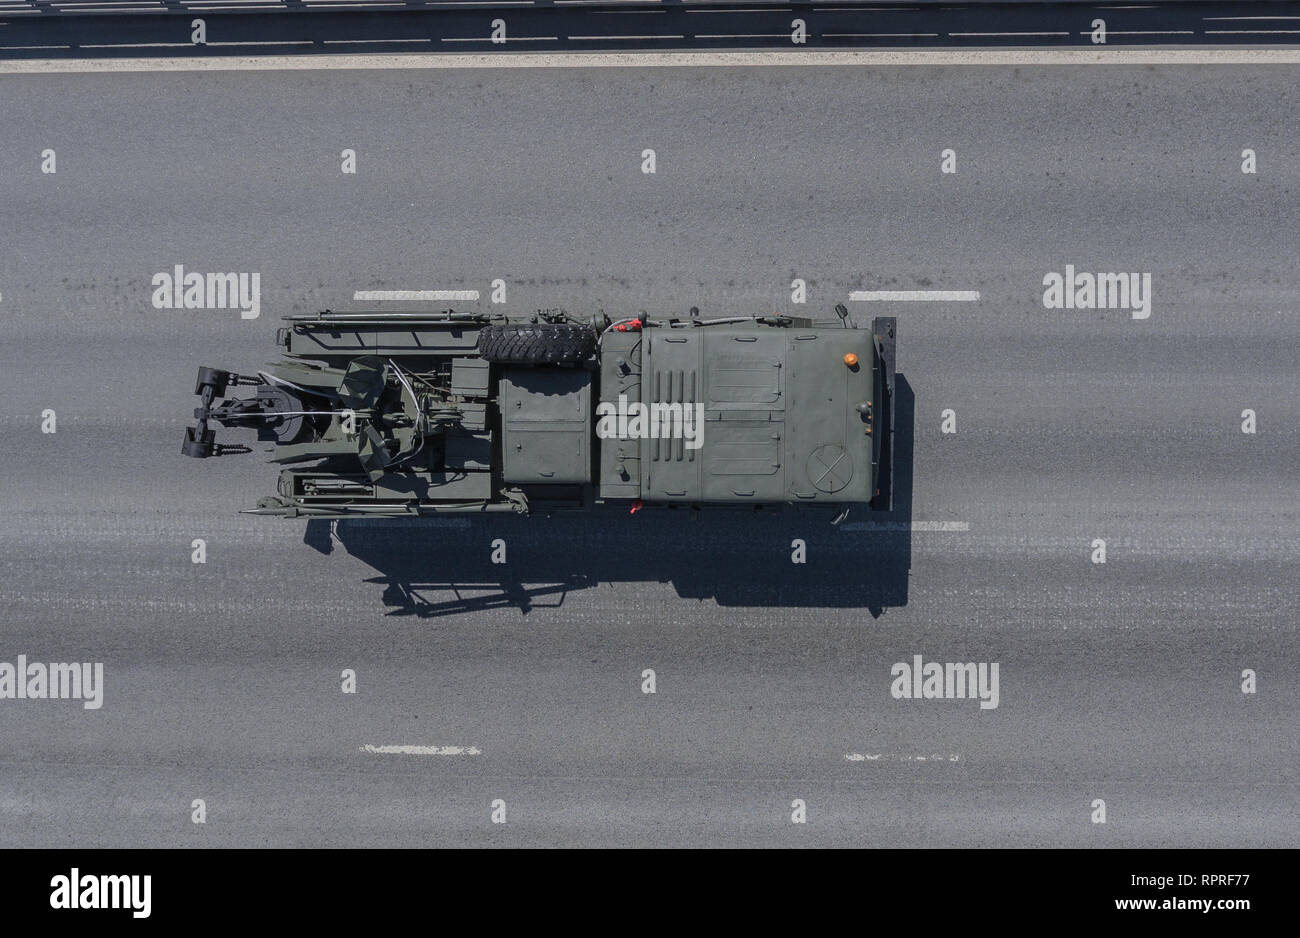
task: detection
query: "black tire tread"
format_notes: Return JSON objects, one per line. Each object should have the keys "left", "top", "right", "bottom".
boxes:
{"left": 477, "top": 323, "right": 596, "bottom": 365}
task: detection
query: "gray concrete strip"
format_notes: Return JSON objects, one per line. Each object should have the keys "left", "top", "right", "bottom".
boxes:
{"left": 7, "top": 48, "right": 1300, "bottom": 73}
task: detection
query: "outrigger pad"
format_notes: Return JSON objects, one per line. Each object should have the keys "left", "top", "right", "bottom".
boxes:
{"left": 194, "top": 366, "right": 231, "bottom": 398}
{"left": 182, "top": 425, "right": 216, "bottom": 459}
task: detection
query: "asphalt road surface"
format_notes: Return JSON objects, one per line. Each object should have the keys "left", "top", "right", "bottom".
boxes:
{"left": 0, "top": 61, "right": 1297, "bottom": 847}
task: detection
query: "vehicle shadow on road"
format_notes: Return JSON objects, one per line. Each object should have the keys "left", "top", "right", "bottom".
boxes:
{"left": 309, "top": 375, "right": 913, "bottom": 619}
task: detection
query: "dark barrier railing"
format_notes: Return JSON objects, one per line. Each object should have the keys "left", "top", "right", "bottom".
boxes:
{"left": 1, "top": 2, "right": 1298, "bottom": 58}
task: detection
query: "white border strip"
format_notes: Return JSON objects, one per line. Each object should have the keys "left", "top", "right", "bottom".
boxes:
{"left": 6, "top": 49, "right": 1300, "bottom": 73}
{"left": 354, "top": 289, "right": 480, "bottom": 301}
{"left": 849, "top": 290, "right": 979, "bottom": 301}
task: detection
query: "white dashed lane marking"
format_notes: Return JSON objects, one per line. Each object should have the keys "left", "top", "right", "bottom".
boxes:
{"left": 839, "top": 521, "right": 971, "bottom": 533}
{"left": 353, "top": 289, "right": 480, "bottom": 301}
{"left": 849, "top": 290, "right": 980, "bottom": 302}
{"left": 361, "top": 744, "right": 483, "bottom": 756}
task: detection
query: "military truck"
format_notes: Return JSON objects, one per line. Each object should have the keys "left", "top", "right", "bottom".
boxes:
{"left": 182, "top": 307, "right": 896, "bottom": 520}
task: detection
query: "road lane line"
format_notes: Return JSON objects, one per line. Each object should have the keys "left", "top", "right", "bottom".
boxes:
{"left": 950, "top": 32, "right": 1071, "bottom": 37}
{"left": 846, "top": 752, "right": 962, "bottom": 762}
{"left": 839, "top": 521, "right": 971, "bottom": 532}
{"left": 322, "top": 38, "right": 434, "bottom": 44}
{"left": 80, "top": 43, "right": 193, "bottom": 48}
{"left": 569, "top": 35, "right": 686, "bottom": 40}
{"left": 361, "top": 744, "right": 483, "bottom": 755}
{"left": 849, "top": 290, "right": 979, "bottom": 301}
{"left": 353, "top": 289, "right": 480, "bottom": 301}
{"left": 441, "top": 36, "right": 560, "bottom": 42}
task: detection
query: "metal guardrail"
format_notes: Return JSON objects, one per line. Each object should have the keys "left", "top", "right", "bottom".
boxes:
{"left": 0, "top": 0, "right": 1257, "bottom": 12}
{"left": 1, "top": 1, "right": 1296, "bottom": 57}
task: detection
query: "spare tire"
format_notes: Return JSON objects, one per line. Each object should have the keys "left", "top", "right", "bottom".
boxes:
{"left": 477, "top": 323, "right": 596, "bottom": 365}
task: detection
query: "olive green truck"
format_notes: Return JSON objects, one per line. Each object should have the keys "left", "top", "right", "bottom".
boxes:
{"left": 182, "top": 307, "right": 896, "bottom": 520}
